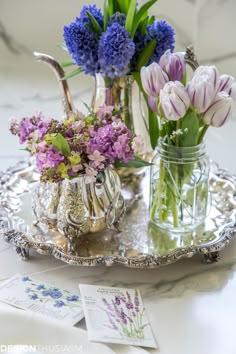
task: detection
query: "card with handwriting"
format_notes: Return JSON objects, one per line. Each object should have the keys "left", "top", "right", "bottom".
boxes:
{"left": 0, "top": 275, "right": 84, "bottom": 325}
{"left": 79, "top": 284, "right": 157, "bottom": 348}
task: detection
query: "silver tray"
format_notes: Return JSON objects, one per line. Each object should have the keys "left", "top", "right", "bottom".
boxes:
{"left": 0, "top": 160, "right": 236, "bottom": 268}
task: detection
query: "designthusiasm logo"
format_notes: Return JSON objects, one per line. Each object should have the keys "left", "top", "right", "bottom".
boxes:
{"left": 0, "top": 345, "right": 83, "bottom": 353}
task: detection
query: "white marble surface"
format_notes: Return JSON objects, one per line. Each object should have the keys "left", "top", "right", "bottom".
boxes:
{"left": 1, "top": 1, "right": 236, "bottom": 353}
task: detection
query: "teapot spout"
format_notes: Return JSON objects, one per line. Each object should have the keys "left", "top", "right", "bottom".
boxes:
{"left": 33, "top": 52, "right": 74, "bottom": 118}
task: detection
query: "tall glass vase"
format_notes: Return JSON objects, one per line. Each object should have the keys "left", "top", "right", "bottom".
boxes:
{"left": 91, "top": 74, "right": 152, "bottom": 156}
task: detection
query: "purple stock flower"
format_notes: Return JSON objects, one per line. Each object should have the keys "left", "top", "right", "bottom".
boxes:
{"left": 36, "top": 146, "right": 64, "bottom": 172}
{"left": 147, "top": 20, "right": 175, "bottom": 65}
{"left": 30, "top": 294, "right": 38, "bottom": 300}
{"left": 88, "top": 120, "right": 134, "bottom": 164}
{"left": 98, "top": 23, "right": 135, "bottom": 78}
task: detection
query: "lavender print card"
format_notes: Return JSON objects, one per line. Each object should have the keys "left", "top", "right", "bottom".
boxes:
{"left": 79, "top": 284, "right": 157, "bottom": 348}
{"left": 0, "top": 275, "right": 84, "bottom": 325}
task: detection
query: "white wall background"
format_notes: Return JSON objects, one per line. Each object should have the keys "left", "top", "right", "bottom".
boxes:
{"left": 0, "top": 0, "right": 236, "bottom": 170}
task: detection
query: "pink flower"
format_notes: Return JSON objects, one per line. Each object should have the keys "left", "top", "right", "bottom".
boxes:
{"left": 203, "top": 92, "right": 234, "bottom": 127}
{"left": 88, "top": 150, "right": 105, "bottom": 169}
{"left": 160, "top": 81, "right": 190, "bottom": 120}
{"left": 84, "top": 166, "right": 98, "bottom": 184}
{"left": 159, "top": 50, "right": 186, "bottom": 81}
{"left": 141, "top": 62, "right": 168, "bottom": 97}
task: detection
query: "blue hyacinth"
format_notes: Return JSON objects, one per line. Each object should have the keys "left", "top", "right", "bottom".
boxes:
{"left": 98, "top": 22, "right": 135, "bottom": 79}
{"left": 108, "top": 12, "right": 126, "bottom": 27}
{"left": 80, "top": 4, "right": 104, "bottom": 27}
{"left": 147, "top": 20, "right": 175, "bottom": 64}
{"left": 63, "top": 18, "right": 100, "bottom": 76}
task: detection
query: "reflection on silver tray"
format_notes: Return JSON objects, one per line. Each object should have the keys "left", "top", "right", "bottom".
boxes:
{"left": 0, "top": 159, "right": 235, "bottom": 268}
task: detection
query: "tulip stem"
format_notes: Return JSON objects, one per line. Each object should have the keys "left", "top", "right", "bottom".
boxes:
{"left": 198, "top": 125, "right": 208, "bottom": 144}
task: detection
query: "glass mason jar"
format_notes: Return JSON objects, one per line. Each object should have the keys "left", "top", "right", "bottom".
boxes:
{"left": 150, "top": 139, "right": 210, "bottom": 234}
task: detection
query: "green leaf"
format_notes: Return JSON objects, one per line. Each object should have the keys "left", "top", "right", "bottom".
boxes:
{"left": 103, "top": 0, "right": 109, "bottom": 30}
{"left": 115, "top": 155, "right": 152, "bottom": 168}
{"left": 117, "top": 0, "right": 129, "bottom": 13}
{"left": 125, "top": 0, "right": 137, "bottom": 33}
{"left": 137, "top": 39, "right": 156, "bottom": 70}
{"left": 148, "top": 15, "right": 155, "bottom": 25}
{"left": 51, "top": 133, "right": 71, "bottom": 157}
{"left": 180, "top": 111, "right": 199, "bottom": 147}
{"left": 113, "top": 0, "right": 121, "bottom": 12}
{"left": 57, "top": 43, "right": 68, "bottom": 52}
{"left": 131, "top": 0, "right": 158, "bottom": 37}
{"left": 148, "top": 109, "right": 159, "bottom": 149}
{"left": 61, "top": 67, "right": 83, "bottom": 80}
{"left": 60, "top": 59, "right": 75, "bottom": 68}
{"left": 139, "top": 16, "right": 149, "bottom": 34}
{"left": 86, "top": 11, "right": 103, "bottom": 34}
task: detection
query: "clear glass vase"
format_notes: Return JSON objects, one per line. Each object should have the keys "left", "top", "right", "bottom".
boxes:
{"left": 150, "top": 140, "right": 210, "bottom": 234}
{"left": 33, "top": 168, "right": 125, "bottom": 252}
{"left": 92, "top": 74, "right": 152, "bottom": 155}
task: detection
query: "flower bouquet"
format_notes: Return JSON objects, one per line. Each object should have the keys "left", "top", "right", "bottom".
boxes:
{"left": 141, "top": 50, "right": 236, "bottom": 233}
{"left": 60, "top": 0, "right": 175, "bottom": 152}
{"left": 10, "top": 105, "right": 148, "bottom": 248}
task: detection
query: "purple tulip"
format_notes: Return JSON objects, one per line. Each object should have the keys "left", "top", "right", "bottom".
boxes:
{"left": 159, "top": 50, "right": 186, "bottom": 81}
{"left": 148, "top": 96, "right": 157, "bottom": 112}
{"left": 217, "top": 74, "right": 236, "bottom": 101}
{"left": 141, "top": 62, "right": 168, "bottom": 97}
{"left": 203, "top": 92, "right": 234, "bottom": 127}
{"left": 187, "top": 75, "right": 217, "bottom": 113}
{"left": 159, "top": 81, "right": 190, "bottom": 120}
{"left": 193, "top": 65, "right": 219, "bottom": 90}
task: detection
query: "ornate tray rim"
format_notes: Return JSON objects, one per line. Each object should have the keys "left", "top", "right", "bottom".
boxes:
{"left": 0, "top": 160, "right": 236, "bottom": 268}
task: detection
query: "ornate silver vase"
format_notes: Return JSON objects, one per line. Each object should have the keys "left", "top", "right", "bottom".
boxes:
{"left": 33, "top": 168, "right": 125, "bottom": 252}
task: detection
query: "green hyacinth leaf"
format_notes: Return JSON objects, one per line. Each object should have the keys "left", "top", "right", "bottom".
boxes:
{"left": 86, "top": 11, "right": 103, "bottom": 34}
{"left": 61, "top": 67, "right": 83, "bottom": 80}
{"left": 60, "top": 59, "right": 75, "bottom": 68}
{"left": 117, "top": 0, "right": 129, "bottom": 13}
{"left": 52, "top": 133, "right": 71, "bottom": 157}
{"left": 57, "top": 43, "right": 68, "bottom": 52}
{"left": 131, "top": 0, "right": 158, "bottom": 37}
{"left": 125, "top": 0, "right": 137, "bottom": 33}
{"left": 137, "top": 39, "right": 156, "bottom": 70}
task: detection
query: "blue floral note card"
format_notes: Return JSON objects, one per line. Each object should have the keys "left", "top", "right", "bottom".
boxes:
{"left": 0, "top": 274, "right": 84, "bottom": 325}
{"left": 79, "top": 284, "right": 157, "bottom": 348}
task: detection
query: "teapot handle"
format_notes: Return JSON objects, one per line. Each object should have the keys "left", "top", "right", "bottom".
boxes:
{"left": 33, "top": 52, "right": 74, "bottom": 118}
